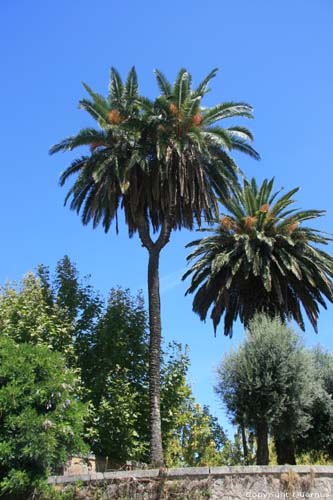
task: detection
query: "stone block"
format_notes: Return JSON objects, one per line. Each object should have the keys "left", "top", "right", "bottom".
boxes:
{"left": 167, "top": 466, "right": 210, "bottom": 477}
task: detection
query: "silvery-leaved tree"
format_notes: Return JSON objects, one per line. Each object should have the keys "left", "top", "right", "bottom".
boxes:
{"left": 50, "top": 67, "right": 259, "bottom": 466}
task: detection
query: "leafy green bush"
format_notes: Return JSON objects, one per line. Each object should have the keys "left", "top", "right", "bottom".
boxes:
{"left": 0, "top": 337, "right": 88, "bottom": 496}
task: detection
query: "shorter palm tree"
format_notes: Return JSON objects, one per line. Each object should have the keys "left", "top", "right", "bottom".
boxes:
{"left": 183, "top": 178, "right": 333, "bottom": 336}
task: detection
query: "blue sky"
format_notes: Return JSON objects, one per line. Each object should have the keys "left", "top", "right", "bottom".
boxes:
{"left": 1, "top": 0, "right": 333, "bottom": 436}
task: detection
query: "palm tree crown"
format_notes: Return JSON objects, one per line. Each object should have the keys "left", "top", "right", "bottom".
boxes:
{"left": 183, "top": 178, "right": 333, "bottom": 336}
{"left": 50, "top": 67, "right": 259, "bottom": 235}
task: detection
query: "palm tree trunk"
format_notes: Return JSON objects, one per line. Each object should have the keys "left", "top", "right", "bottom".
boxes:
{"left": 256, "top": 422, "right": 269, "bottom": 465}
{"left": 147, "top": 246, "right": 164, "bottom": 466}
{"left": 137, "top": 215, "right": 173, "bottom": 467}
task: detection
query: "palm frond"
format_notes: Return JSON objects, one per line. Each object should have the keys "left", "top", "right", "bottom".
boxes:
{"left": 154, "top": 69, "right": 172, "bottom": 97}
{"left": 125, "top": 66, "right": 138, "bottom": 101}
{"left": 202, "top": 102, "right": 254, "bottom": 125}
{"left": 82, "top": 82, "right": 108, "bottom": 109}
{"left": 194, "top": 68, "right": 219, "bottom": 97}
{"left": 79, "top": 98, "right": 109, "bottom": 126}
{"left": 174, "top": 69, "right": 190, "bottom": 107}
{"left": 109, "top": 67, "right": 124, "bottom": 104}
{"left": 226, "top": 125, "right": 254, "bottom": 142}
{"left": 229, "top": 137, "right": 261, "bottom": 160}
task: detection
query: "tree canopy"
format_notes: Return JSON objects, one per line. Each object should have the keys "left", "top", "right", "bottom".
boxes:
{"left": 215, "top": 314, "right": 313, "bottom": 465}
{"left": 295, "top": 347, "right": 333, "bottom": 461}
{"left": 184, "top": 177, "right": 333, "bottom": 336}
{"left": 0, "top": 337, "right": 88, "bottom": 497}
{"left": 50, "top": 67, "right": 259, "bottom": 235}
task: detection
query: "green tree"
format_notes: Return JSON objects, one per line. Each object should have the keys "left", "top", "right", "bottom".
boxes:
{"left": 295, "top": 347, "right": 333, "bottom": 461}
{"left": 36, "top": 257, "right": 229, "bottom": 466}
{"left": 0, "top": 273, "right": 74, "bottom": 360}
{"left": 82, "top": 288, "right": 222, "bottom": 466}
{"left": 89, "top": 367, "right": 148, "bottom": 464}
{"left": 216, "top": 315, "right": 313, "bottom": 465}
{"left": 184, "top": 177, "right": 333, "bottom": 336}
{"left": 49, "top": 66, "right": 259, "bottom": 464}
{"left": 164, "top": 399, "right": 239, "bottom": 467}
{"left": 160, "top": 344, "right": 235, "bottom": 467}
{"left": 0, "top": 337, "right": 87, "bottom": 497}
{"left": 37, "top": 255, "right": 103, "bottom": 354}
{"left": 0, "top": 259, "right": 233, "bottom": 470}
{"left": 82, "top": 287, "right": 150, "bottom": 463}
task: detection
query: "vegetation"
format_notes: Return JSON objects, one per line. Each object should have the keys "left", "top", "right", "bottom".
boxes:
{"left": 215, "top": 314, "right": 333, "bottom": 465}
{"left": 36, "top": 259, "right": 234, "bottom": 466}
{"left": 183, "top": 177, "right": 333, "bottom": 336}
{"left": 295, "top": 347, "right": 333, "bottom": 460}
{"left": 50, "top": 66, "right": 259, "bottom": 465}
{"left": 0, "top": 253, "right": 332, "bottom": 497}
{"left": 164, "top": 399, "right": 243, "bottom": 467}
{"left": 0, "top": 337, "right": 87, "bottom": 497}
{"left": 0, "top": 257, "right": 236, "bottom": 495}
{"left": 1, "top": 61, "right": 333, "bottom": 499}
{"left": 0, "top": 272, "right": 75, "bottom": 359}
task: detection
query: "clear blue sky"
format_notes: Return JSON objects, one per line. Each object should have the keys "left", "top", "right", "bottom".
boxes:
{"left": 1, "top": 0, "right": 333, "bottom": 436}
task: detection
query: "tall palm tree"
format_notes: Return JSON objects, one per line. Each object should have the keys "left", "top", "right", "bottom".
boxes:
{"left": 183, "top": 178, "right": 333, "bottom": 337}
{"left": 50, "top": 67, "right": 259, "bottom": 465}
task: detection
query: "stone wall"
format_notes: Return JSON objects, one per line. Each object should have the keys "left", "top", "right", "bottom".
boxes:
{"left": 49, "top": 465, "right": 333, "bottom": 499}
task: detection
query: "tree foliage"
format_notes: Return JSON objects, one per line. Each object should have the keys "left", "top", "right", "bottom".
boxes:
{"left": 184, "top": 177, "right": 333, "bottom": 336}
{"left": 165, "top": 402, "right": 237, "bottom": 467}
{"left": 44, "top": 257, "right": 235, "bottom": 467}
{"left": 215, "top": 314, "right": 313, "bottom": 464}
{"left": 1, "top": 255, "right": 281, "bottom": 475}
{"left": 0, "top": 273, "right": 74, "bottom": 359}
{"left": 50, "top": 67, "right": 258, "bottom": 236}
{"left": 37, "top": 256, "right": 103, "bottom": 353}
{"left": 295, "top": 347, "right": 333, "bottom": 460}
{"left": 0, "top": 337, "right": 87, "bottom": 496}
{"left": 81, "top": 287, "right": 232, "bottom": 465}
{"left": 82, "top": 287, "right": 150, "bottom": 462}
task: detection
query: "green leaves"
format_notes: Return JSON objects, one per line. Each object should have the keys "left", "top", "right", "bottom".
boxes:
{"left": 202, "top": 102, "right": 254, "bottom": 125}
{"left": 125, "top": 66, "right": 138, "bottom": 102}
{"left": 154, "top": 69, "right": 172, "bottom": 97}
{"left": 174, "top": 68, "right": 191, "bottom": 108}
{"left": 0, "top": 272, "right": 75, "bottom": 360}
{"left": 0, "top": 337, "right": 88, "bottom": 495}
{"left": 109, "top": 67, "right": 124, "bottom": 103}
{"left": 216, "top": 315, "right": 322, "bottom": 464}
{"left": 50, "top": 66, "right": 259, "bottom": 236}
{"left": 194, "top": 67, "right": 218, "bottom": 97}
{"left": 184, "top": 177, "right": 333, "bottom": 335}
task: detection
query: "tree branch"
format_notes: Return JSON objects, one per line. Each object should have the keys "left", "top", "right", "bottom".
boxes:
{"left": 137, "top": 216, "right": 154, "bottom": 251}
{"left": 155, "top": 213, "right": 174, "bottom": 251}
{"left": 137, "top": 209, "right": 174, "bottom": 253}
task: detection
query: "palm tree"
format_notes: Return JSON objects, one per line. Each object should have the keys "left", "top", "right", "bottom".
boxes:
{"left": 184, "top": 177, "right": 333, "bottom": 337}
{"left": 50, "top": 67, "right": 259, "bottom": 465}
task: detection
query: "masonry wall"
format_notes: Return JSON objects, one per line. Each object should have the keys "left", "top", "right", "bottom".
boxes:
{"left": 49, "top": 465, "right": 333, "bottom": 499}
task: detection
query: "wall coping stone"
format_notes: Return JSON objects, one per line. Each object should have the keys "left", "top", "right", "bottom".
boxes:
{"left": 167, "top": 467, "right": 210, "bottom": 477}
{"left": 103, "top": 469, "right": 160, "bottom": 480}
{"left": 48, "top": 465, "right": 333, "bottom": 485}
{"left": 210, "top": 465, "right": 333, "bottom": 475}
